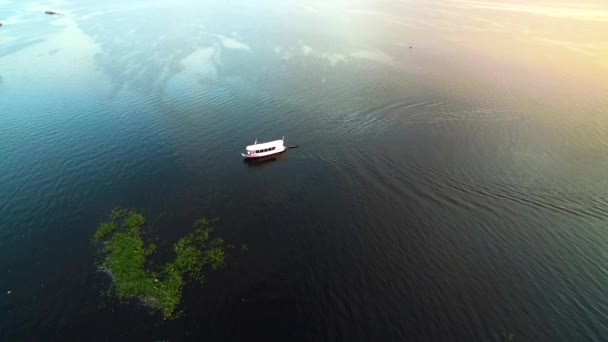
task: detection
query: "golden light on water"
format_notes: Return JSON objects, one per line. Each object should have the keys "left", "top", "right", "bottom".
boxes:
{"left": 448, "top": 0, "right": 608, "bottom": 21}
{"left": 411, "top": 0, "right": 608, "bottom": 105}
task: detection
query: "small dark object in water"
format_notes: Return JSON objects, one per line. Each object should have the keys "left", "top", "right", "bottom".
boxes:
{"left": 45, "top": 10, "right": 57, "bottom": 15}
{"left": 0, "top": 22, "right": 3, "bottom": 27}
{"left": 287, "top": 145, "right": 299, "bottom": 149}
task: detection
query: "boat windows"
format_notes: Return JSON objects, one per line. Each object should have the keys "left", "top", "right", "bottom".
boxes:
{"left": 253, "top": 147, "right": 277, "bottom": 154}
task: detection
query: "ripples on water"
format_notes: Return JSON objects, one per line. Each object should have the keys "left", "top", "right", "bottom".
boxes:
{"left": 1, "top": 0, "right": 608, "bottom": 340}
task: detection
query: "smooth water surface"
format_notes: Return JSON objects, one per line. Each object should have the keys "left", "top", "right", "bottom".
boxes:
{"left": 1, "top": 0, "right": 608, "bottom": 340}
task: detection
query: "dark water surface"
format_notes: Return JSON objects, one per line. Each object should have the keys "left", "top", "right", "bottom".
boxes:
{"left": 1, "top": 0, "right": 608, "bottom": 340}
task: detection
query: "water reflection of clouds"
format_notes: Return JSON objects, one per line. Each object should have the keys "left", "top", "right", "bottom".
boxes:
{"left": 0, "top": 38, "right": 45, "bottom": 58}
{"left": 272, "top": 42, "right": 395, "bottom": 68}
{"left": 350, "top": 50, "right": 393, "bottom": 65}
{"left": 0, "top": 1, "right": 68, "bottom": 57}
{"left": 72, "top": 3, "right": 259, "bottom": 97}
{"left": 0, "top": 6, "right": 101, "bottom": 88}
{"left": 320, "top": 53, "right": 348, "bottom": 66}
{"left": 62, "top": 0, "right": 416, "bottom": 99}
{"left": 301, "top": 44, "right": 313, "bottom": 56}
{"left": 296, "top": 4, "right": 321, "bottom": 15}
{"left": 214, "top": 34, "right": 251, "bottom": 51}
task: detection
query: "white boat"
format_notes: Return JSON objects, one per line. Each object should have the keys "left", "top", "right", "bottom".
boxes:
{"left": 241, "top": 137, "right": 286, "bottom": 159}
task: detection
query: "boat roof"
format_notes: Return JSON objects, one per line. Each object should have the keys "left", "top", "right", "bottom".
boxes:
{"left": 245, "top": 139, "right": 283, "bottom": 150}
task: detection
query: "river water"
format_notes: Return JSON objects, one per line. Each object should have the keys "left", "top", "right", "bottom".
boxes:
{"left": 1, "top": 0, "right": 608, "bottom": 340}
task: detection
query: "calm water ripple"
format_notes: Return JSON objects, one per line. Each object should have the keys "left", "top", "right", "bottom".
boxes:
{"left": 2, "top": 0, "right": 608, "bottom": 341}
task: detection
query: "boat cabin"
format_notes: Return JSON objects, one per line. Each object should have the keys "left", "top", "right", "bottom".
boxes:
{"left": 242, "top": 138, "right": 286, "bottom": 158}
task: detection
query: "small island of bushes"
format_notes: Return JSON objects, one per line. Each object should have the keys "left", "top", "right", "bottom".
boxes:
{"left": 93, "top": 208, "right": 229, "bottom": 319}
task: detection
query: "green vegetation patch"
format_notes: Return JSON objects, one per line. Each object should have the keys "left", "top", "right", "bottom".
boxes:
{"left": 93, "top": 209, "right": 228, "bottom": 319}
{"left": 93, "top": 222, "right": 117, "bottom": 242}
